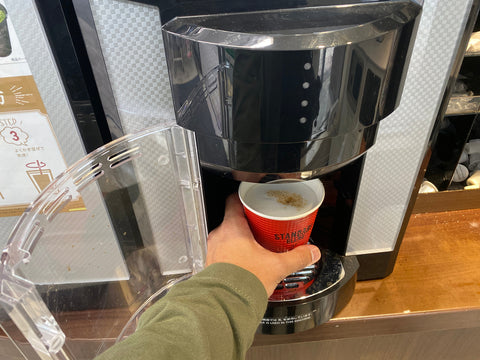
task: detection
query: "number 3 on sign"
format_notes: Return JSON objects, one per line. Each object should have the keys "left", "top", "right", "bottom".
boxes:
{"left": 0, "top": 126, "right": 29, "bottom": 146}
{"left": 10, "top": 130, "right": 19, "bottom": 141}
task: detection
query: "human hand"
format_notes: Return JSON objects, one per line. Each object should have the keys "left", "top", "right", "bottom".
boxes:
{"left": 206, "top": 194, "right": 321, "bottom": 296}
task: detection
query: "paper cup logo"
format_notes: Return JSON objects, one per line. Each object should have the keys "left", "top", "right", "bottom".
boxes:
{"left": 239, "top": 179, "right": 324, "bottom": 252}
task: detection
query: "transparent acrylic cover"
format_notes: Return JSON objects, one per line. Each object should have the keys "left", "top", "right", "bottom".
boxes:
{"left": 0, "top": 125, "right": 207, "bottom": 359}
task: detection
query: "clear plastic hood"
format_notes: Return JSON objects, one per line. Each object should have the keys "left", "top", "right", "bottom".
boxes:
{"left": 162, "top": 1, "right": 421, "bottom": 50}
{"left": 0, "top": 125, "right": 207, "bottom": 359}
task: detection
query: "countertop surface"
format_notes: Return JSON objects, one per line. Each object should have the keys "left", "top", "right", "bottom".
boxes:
{"left": 339, "top": 208, "right": 480, "bottom": 317}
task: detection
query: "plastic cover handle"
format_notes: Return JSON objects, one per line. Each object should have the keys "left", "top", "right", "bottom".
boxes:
{"left": 1, "top": 270, "right": 67, "bottom": 359}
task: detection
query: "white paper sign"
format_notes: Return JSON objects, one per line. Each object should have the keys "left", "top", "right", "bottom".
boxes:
{"left": 0, "top": 110, "right": 67, "bottom": 207}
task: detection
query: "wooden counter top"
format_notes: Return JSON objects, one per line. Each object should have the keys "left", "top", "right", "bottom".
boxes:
{"left": 339, "top": 208, "right": 480, "bottom": 317}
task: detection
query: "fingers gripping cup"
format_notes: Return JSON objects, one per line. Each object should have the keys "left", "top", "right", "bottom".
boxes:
{"left": 238, "top": 179, "right": 324, "bottom": 253}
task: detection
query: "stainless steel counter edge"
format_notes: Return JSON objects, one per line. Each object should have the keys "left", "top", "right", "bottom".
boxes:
{"left": 252, "top": 308, "right": 480, "bottom": 346}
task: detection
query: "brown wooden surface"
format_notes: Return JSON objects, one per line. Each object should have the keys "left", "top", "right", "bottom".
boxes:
{"left": 413, "top": 188, "right": 480, "bottom": 213}
{"left": 336, "top": 208, "right": 480, "bottom": 317}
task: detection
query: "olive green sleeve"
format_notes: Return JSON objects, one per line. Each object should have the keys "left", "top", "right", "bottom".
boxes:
{"left": 95, "top": 263, "right": 268, "bottom": 360}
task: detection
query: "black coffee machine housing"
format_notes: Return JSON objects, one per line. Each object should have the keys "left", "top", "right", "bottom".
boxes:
{"left": 161, "top": 0, "right": 421, "bottom": 334}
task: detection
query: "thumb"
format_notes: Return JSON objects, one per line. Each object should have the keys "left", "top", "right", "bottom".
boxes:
{"left": 276, "top": 245, "right": 321, "bottom": 278}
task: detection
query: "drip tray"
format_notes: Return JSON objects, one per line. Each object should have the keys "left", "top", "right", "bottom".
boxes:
{"left": 259, "top": 251, "right": 358, "bottom": 335}
{"left": 269, "top": 249, "right": 345, "bottom": 302}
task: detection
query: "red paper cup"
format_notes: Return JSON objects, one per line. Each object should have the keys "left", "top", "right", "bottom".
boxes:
{"left": 238, "top": 179, "right": 324, "bottom": 252}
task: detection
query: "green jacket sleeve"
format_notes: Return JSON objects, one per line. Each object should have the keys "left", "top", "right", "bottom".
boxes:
{"left": 95, "top": 263, "right": 268, "bottom": 360}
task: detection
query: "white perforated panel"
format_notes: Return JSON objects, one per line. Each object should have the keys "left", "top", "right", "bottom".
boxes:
{"left": 89, "top": 0, "right": 176, "bottom": 133}
{"left": 347, "top": 0, "right": 474, "bottom": 254}
{"left": 89, "top": 0, "right": 194, "bottom": 272}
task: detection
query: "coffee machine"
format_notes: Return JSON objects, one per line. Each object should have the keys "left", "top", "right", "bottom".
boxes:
{"left": 160, "top": 1, "right": 421, "bottom": 333}
{"left": 4, "top": 0, "right": 457, "bottom": 357}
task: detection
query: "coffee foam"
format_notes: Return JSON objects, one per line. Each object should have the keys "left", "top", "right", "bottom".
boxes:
{"left": 242, "top": 181, "right": 319, "bottom": 218}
